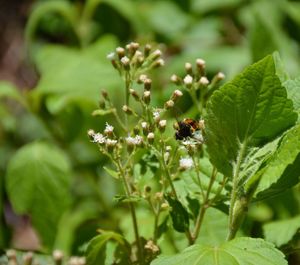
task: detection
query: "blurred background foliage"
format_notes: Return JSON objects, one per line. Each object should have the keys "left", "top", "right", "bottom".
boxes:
{"left": 1, "top": 0, "right": 300, "bottom": 262}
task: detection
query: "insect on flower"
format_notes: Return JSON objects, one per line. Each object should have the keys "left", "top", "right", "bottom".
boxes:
{"left": 174, "top": 118, "right": 204, "bottom": 141}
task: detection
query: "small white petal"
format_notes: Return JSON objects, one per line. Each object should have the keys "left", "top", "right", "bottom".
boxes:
{"left": 179, "top": 157, "right": 194, "bottom": 170}
{"left": 183, "top": 75, "right": 193, "bottom": 85}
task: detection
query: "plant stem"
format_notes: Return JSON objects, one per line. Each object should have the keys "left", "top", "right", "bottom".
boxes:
{"left": 227, "top": 141, "right": 248, "bottom": 241}
{"left": 191, "top": 167, "right": 217, "bottom": 243}
{"left": 116, "top": 159, "right": 144, "bottom": 264}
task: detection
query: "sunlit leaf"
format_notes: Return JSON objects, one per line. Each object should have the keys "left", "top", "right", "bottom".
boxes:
{"left": 151, "top": 237, "right": 287, "bottom": 265}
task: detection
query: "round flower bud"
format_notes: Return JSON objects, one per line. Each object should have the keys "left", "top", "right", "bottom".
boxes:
{"left": 144, "top": 44, "right": 152, "bottom": 57}
{"left": 152, "top": 58, "right": 165, "bottom": 68}
{"left": 183, "top": 74, "right": 193, "bottom": 88}
{"left": 143, "top": 90, "right": 151, "bottom": 104}
{"left": 138, "top": 74, "right": 148, "bottom": 84}
{"left": 158, "top": 119, "right": 167, "bottom": 132}
{"left": 130, "top": 89, "right": 140, "bottom": 101}
{"left": 122, "top": 105, "right": 133, "bottom": 115}
{"left": 199, "top": 76, "right": 209, "bottom": 86}
{"left": 120, "top": 56, "right": 130, "bottom": 70}
{"left": 116, "top": 47, "right": 125, "bottom": 59}
{"left": 172, "top": 89, "right": 183, "bottom": 101}
{"left": 151, "top": 49, "right": 162, "bottom": 60}
{"left": 144, "top": 78, "right": 152, "bottom": 91}
{"left": 170, "top": 74, "right": 182, "bottom": 85}
{"left": 164, "top": 100, "right": 174, "bottom": 109}
{"left": 217, "top": 72, "right": 225, "bottom": 80}
{"left": 185, "top": 62, "right": 193, "bottom": 75}
{"left": 141, "top": 121, "right": 148, "bottom": 135}
{"left": 147, "top": 132, "right": 155, "bottom": 144}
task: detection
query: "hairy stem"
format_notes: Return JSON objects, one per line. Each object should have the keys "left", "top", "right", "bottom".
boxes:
{"left": 227, "top": 141, "right": 248, "bottom": 241}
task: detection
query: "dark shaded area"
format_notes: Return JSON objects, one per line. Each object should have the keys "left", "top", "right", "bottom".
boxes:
{"left": 0, "top": 0, "right": 37, "bottom": 89}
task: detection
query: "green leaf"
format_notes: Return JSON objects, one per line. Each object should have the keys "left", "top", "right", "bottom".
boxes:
{"left": 32, "top": 35, "right": 121, "bottom": 113}
{"left": 253, "top": 124, "right": 300, "bottom": 198}
{"left": 284, "top": 78, "right": 300, "bottom": 120}
{"left": 143, "top": 1, "right": 189, "bottom": 39}
{"left": 263, "top": 215, "right": 300, "bottom": 247}
{"left": 165, "top": 196, "right": 189, "bottom": 233}
{"left": 103, "top": 166, "right": 119, "bottom": 179}
{"left": 191, "top": 0, "right": 242, "bottom": 14}
{"left": 195, "top": 208, "right": 229, "bottom": 246}
{"left": 86, "top": 231, "right": 130, "bottom": 265}
{"left": 151, "top": 237, "right": 287, "bottom": 265}
{"left": 205, "top": 55, "right": 297, "bottom": 180}
{"left": 5, "top": 142, "right": 72, "bottom": 248}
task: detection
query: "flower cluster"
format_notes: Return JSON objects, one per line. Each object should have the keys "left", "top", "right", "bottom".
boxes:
{"left": 106, "top": 42, "right": 164, "bottom": 80}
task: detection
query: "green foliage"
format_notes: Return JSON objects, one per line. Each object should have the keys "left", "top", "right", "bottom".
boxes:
{"left": 1, "top": 0, "right": 300, "bottom": 264}
{"left": 263, "top": 215, "right": 300, "bottom": 247}
{"left": 165, "top": 196, "right": 190, "bottom": 233}
{"left": 5, "top": 142, "right": 72, "bottom": 249}
{"left": 86, "top": 231, "right": 130, "bottom": 265}
{"left": 151, "top": 237, "right": 287, "bottom": 265}
{"left": 206, "top": 54, "right": 297, "bottom": 181}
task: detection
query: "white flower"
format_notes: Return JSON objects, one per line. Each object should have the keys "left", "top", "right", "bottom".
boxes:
{"left": 134, "top": 50, "right": 143, "bottom": 57}
{"left": 183, "top": 75, "right": 193, "bottom": 86}
{"left": 121, "top": 56, "right": 130, "bottom": 65}
{"left": 159, "top": 119, "right": 167, "bottom": 127}
{"left": 153, "top": 109, "right": 162, "bottom": 121}
{"left": 185, "top": 62, "right": 192, "bottom": 70}
{"left": 93, "top": 133, "right": 106, "bottom": 144}
{"left": 179, "top": 157, "right": 194, "bottom": 170}
{"left": 170, "top": 74, "right": 179, "bottom": 83}
{"left": 173, "top": 89, "right": 183, "bottom": 97}
{"left": 199, "top": 76, "right": 209, "bottom": 85}
{"left": 134, "top": 135, "right": 143, "bottom": 145}
{"left": 106, "top": 52, "right": 115, "bottom": 60}
{"left": 147, "top": 132, "right": 154, "bottom": 139}
{"left": 106, "top": 139, "right": 118, "bottom": 146}
{"left": 116, "top": 47, "right": 125, "bottom": 54}
{"left": 217, "top": 72, "right": 225, "bottom": 80}
{"left": 139, "top": 74, "right": 148, "bottom": 82}
{"left": 104, "top": 123, "right": 114, "bottom": 134}
{"left": 144, "top": 91, "right": 151, "bottom": 97}
{"left": 156, "top": 58, "right": 165, "bottom": 66}
{"left": 152, "top": 49, "right": 162, "bottom": 57}
{"left": 126, "top": 135, "right": 143, "bottom": 146}
{"left": 141, "top": 122, "right": 148, "bottom": 129}
{"left": 196, "top": 58, "right": 206, "bottom": 67}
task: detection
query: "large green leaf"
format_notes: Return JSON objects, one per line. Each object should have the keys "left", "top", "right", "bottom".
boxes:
{"left": 151, "top": 237, "right": 287, "bottom": 265}
{"left": 86, "top": 231, "right": 130, "bottom": 265}
{"left": 263, "top": 215, "right": 300, "bottom": 247}
{"left": 195, "top": 208, "right": 228, "bottom": 246}
{"left": 284, "top": 78, "right": 300, "bottom": 120}
{"left": 253, "top": 124, "right": 300, "bottom": 199}
{"left": 5, "top": 142, "right": 72, "bottom": 249}
{"left": 32, "top": 35, "right": 121, "bottom": 113}
{"left": 205, "top": 55, "right": 297, "bottom": 180}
